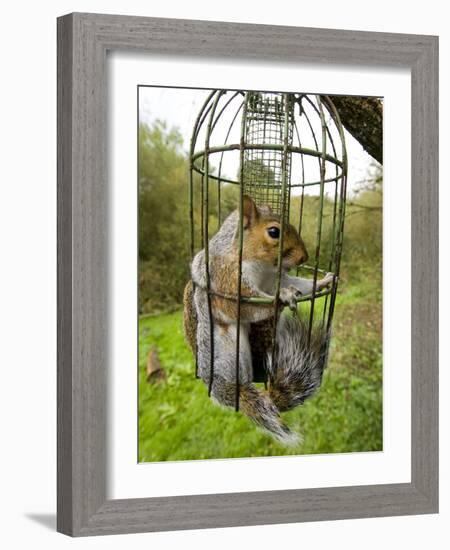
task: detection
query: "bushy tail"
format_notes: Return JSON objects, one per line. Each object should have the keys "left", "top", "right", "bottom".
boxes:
{"left": 267, "top": 315, "right": 329, "bottom": 412}
{"left": 209, "top": 375, "right": 300, "bottom": 446}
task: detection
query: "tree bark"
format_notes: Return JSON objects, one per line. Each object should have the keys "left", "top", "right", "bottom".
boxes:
{"left": 329, "top": 96, "right": 383, "bottom": 165}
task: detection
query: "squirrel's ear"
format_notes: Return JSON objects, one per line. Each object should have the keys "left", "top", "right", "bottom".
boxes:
{"left": 259, "top": 204, "right": 273, "bottom": 216}
{"left": 242, "top": 195, "right": 258, "bottom": 228}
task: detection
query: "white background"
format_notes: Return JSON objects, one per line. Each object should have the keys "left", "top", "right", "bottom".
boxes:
{"left": 0, "top": 1, "right": 447, "bottom": 548}
{"left": 109, "top": 55, "right": 411, "bottom": 498}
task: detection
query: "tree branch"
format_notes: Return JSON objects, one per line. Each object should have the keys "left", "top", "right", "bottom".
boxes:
{"left": 347, "top": 201, "right": 382, "bottom": 211}
{"left": 329, "top": 96, "right": 383, "bottom": 165}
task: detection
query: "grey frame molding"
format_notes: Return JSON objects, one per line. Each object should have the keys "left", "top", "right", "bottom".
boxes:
{"left": 57, "top": 12, "right": 438, "bottom": 537}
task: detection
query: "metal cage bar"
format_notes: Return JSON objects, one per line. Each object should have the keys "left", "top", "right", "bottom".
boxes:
{"left": 189, "top": 89, "right": 347, "bottom": 398}
{"left": 270, "top": 93, "right": 292, "bottom": 375}
{"left": 210, "top": 91, "right": 242, "bottom": 230}
{"left": 217, "top": 96, "right": 245, "bottom": 227}
{"left": 203, "top": 91, "right": 227, "bottom": 396}
{"left": 189, "top": 91, "right": 218, "bottom": 378}
{"left": 305, "top": 96, "right": 341, "bottom": 325}
{"left": 321, "top": 96, "right": 348, "bottom": 332}
{"left": 234, "top": 97, "right": 249, "bottom": 410}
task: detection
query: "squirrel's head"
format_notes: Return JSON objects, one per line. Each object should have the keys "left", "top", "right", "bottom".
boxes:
{"left": 239, "top": 195, "right": 308, "bottom": 269}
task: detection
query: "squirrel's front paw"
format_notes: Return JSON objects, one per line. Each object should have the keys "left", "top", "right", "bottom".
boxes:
{"left": 279, "top": 286, "right": 302, "bottom": 310}
{"left": 317, "top": 272, "right": 336, "bottom": 290}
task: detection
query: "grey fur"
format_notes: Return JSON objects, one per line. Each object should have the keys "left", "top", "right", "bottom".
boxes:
{"left": 268, "top": 315, "right": 329, "bottom": 411}
{"left": 209, "top": 374, "right": 300, "bottom": 445}
{"left": 191, "top": 205, "right": 332, "bottom": 444}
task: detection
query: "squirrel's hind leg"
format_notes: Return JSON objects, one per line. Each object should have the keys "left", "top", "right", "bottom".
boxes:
{"left": 195, "top": 319, "right": 253, "bottom": 385}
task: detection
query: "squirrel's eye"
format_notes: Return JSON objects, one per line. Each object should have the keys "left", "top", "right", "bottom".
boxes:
{"left": 267, "top": 226, "right": 280, "bottom": 239}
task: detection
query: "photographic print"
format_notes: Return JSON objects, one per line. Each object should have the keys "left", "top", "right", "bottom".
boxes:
{"left": 56, "top": 15, "right": 438, "bottom": 534}
{"left": 138, "top": 87, "right": 383, "bottom": 462}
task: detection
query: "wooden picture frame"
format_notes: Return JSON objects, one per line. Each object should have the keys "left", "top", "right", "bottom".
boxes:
{"left": 57, "top": 12, "right": 438, "bottom": 536}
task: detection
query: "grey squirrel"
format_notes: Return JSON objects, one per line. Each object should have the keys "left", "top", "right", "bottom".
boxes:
{"left": 183, "top": 196, "right": 335, "bottom": 445}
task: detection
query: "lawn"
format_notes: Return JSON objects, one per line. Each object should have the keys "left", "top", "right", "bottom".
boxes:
{"left": 138, "top": 276, "right": 382, "bottom": 462}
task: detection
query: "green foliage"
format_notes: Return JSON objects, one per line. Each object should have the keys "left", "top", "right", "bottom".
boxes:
{"left": 288, "top": 187, "right": 382, "bottom": 284}
{"left": 139, "top": 120, "right": 241, "bottom": 313}
{"left": 139, "top": 121, "right": 192, "bottom": 313}
{"left": 243, "top": 158, "right": 276, "bottom": 186}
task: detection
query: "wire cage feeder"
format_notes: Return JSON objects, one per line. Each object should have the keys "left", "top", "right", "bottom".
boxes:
{"left": 188, "top": 90, "right": 348, "bottom": 410}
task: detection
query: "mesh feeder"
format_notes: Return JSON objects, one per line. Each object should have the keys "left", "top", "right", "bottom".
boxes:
{"left": 187, "top": 90, "right": 348, "bottom": 410}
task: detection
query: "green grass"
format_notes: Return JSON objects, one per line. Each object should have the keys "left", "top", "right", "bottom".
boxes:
{"left": 139, "top": 276, "right": 382, "bottom": 462}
